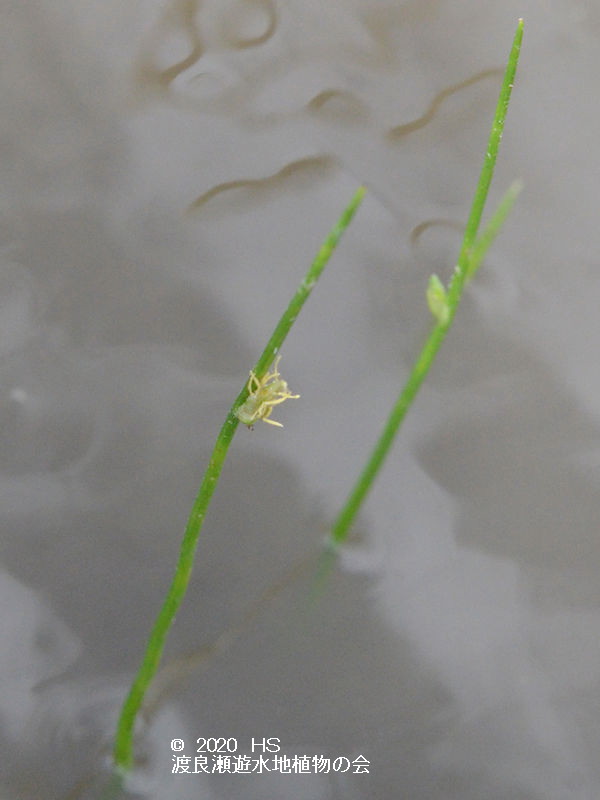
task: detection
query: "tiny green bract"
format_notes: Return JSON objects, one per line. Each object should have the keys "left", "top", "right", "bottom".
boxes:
{"left": 236, "top": 355, "right": 299, "bottom": 428}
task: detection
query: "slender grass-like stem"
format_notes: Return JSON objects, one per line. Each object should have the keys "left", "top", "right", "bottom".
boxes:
{"left": 326, "top": 19, "right": 524, "bottom": 552}
{"left": 113, "top": 186, "right": 366, "bottom": 771}
{"left": 466, "top": 178, "right": 523, "bottom": 281}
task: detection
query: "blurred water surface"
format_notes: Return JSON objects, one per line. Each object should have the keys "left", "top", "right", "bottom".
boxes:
{"left": 2, "top": 1, "right": 600, "bottom": 798}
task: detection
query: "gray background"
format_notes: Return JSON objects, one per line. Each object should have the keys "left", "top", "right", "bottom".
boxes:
{"left": 2, "top": 1, "right": 600, "bottom": 798}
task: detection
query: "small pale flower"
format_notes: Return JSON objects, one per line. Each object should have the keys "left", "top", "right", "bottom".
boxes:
{"left": 235, "top": 356, "right": 299, "bottom": 428}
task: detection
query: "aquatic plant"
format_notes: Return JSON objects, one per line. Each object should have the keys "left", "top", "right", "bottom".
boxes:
{"left": 112, "top": 187, "right": 366, "bottom": 771}
{"left": 324, "top": 19, "right": 524, "bottom": 557}
{"left": 111, "top": 17, "right": 523, "bottom": 781}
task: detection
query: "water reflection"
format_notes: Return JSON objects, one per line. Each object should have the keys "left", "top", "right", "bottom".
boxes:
{"left": 5, "top": 0, "right": 599, "bottom": 797}
{"left": 187, "top": 154, "right": 337, "bottom": 213}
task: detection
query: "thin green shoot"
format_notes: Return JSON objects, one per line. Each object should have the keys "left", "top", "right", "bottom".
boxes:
{"left": 466, "top": 178, "right": 523, "bottom": 281}
{"left": 112, "top": 186, "right": 366, "bottom": 772}
{"left": 324, "top": 19, "right": 524, "bottom": 554}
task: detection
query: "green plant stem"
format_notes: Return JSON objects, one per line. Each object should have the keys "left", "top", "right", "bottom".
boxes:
{"left": 449, "top": 18, "right": 523, "bottom": 304}
{"left": 113, "top": 186, "right": 366, "bottom": 771}
{"left": 326, "top": 19, "right": 523, "bottom": 551}
{"left": 466, "top": 178, "right": 523, "bottom": 281}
